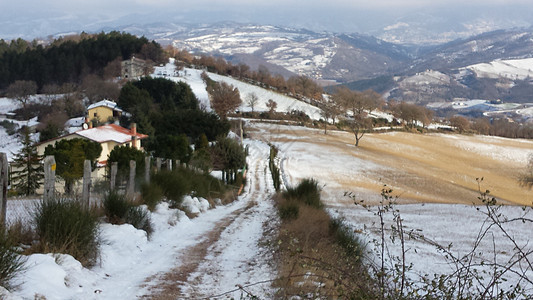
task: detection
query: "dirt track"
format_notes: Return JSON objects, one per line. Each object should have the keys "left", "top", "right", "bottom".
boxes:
{"left": 139, "top": 139, "right": 278, "bottom": 299}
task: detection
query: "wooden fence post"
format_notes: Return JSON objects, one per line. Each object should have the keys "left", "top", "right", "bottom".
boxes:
{"left": 82, "top": 160, "right": 91, "bottom": 208}
{"left": 145, "top": 156, "right": 151, "bottom": 184}
{"left": 0, "top": 153, "right": 7, "bottom": 226}
{"left": 110, "top": 162, "right": 118, "bottom": 191}
{"left": 156, "top": 158, "right": 161, "bottom": 173}
{"left": 43, "top": 155, "right": 56, "bottom": 202}
{"left": 168, "top": 159, "right": 172, "bottom": 171}
{"left": 127, "top": 160, "right": 136, "bottom": 199}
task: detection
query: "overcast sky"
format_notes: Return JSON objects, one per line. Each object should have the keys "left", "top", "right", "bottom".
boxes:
{"left": 3, "top": 0, "right": 531, "bottom": 10}
{"left": 1, "top": 0, "right": 533, "bottom": 39}
{"left": 4, "top": 0, "right": 533, "bottom": 16}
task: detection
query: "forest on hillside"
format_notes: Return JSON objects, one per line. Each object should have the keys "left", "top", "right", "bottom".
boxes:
{"left": 0, "top": 32, "right": 165, "bottom": 90}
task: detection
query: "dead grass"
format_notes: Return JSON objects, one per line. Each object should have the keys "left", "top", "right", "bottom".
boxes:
{"left": 274, "top": 195, "right": 376, "bottom": 298}
{"left": 250, "top": 124, "right": 533, "bottom": 206}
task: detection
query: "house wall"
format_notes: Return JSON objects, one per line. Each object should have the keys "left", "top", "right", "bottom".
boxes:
{"left": 88, "top": 106, "right": 114, "bottom": 123}
{"left": 100, "top": 140, "right": 119, "bottom": 163}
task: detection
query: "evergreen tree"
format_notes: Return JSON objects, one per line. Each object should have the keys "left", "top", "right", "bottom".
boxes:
{"left": 107, "top": 145, "right": 146, "bottom": 181}
{"left": 44, "top": 138, "right": 102, "bottom": 194}
{"left": 11, "top": 128, "right": 43, "bottom": 195}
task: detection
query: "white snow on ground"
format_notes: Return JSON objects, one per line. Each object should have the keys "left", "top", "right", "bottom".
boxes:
{"left": 4, "top": 139, "right": 277, "bottom": 299}
{"left": 329, "top": 203, "right": 533, "bottom": 293}
{"left": 466, "top": 58, "right": 533, "bottom": 80}
{"left": 436, "top": 133, "right": 533, "bottom": 163}
{"left": 400, "top": 70, "right": 451, "bottom": 86}
{"left": 0, "top": 98, "right": 40, "bottom": 161}
{"left": 208, "top": 72, "right": 323, "bottom": 120}
{"left": 181, "top": 140, "right": 278, "bottom": 298}
{"left": 152, "top": 59, "right": 323, "bottom": 120}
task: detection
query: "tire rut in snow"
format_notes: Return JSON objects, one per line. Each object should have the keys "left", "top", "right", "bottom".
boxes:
{"left": 141, "top": 141, "right": 275, "bottom": 299}
{"left": 139, "top": 201, "right": 256, "bottom": 299}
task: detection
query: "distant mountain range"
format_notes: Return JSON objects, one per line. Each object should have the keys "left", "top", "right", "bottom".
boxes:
{"left": 3, "top": 11, "right": 533, "bottom": 104}
{"left": 138, "top": 22, "right": 533, "bottom": 104}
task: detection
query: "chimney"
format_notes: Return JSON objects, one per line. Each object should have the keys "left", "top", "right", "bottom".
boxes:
{"left": 131, "top": 123, "right": 138, "bottom": 149}
{"left": 88, "top": 120, "right": 93, "bottom": 129}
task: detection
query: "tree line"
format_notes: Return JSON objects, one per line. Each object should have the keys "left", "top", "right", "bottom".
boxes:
{"left": 0, "top": 31, "right": 165, "bottom": 91}
{"left": 173, "top": 49, "right": 323, "bottom": 102}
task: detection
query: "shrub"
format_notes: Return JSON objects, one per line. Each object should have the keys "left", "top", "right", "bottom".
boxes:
{"left": 151, "top": 171, "right": 189, "bottom": 206}
{"left": 141, "top": 183, "right": 164, "bottom": 211}
{"left": 34, "top": 198, "right": 99, "bottom": 266}
{"left": 0, "top": 120, "right": 17, "bottom": 136}
{"left": 103, "top": 191, "right": 153, "bottom": 237}
{"left": 0, "top": 226, "right": 26, "bottom": 290}
{"left": 329, "top": 218, "right": 364, "bottom": 262}
{"left": 103, "top": 192, "right": 131, "bottom": 223}
{"left": 151, "top": 168, "right": 230, "bottom": 206}
{"left": 125, "top": 206, "right": 153, "bottom": 238}
{"left": 278, "top": 201, "right": 299, "bottom": 220}
{"left": 269, "top": 145, "right": 281, "bottom": 191}
{"left": 7, "top": 220, "right": 35, "bottom": 247}
{"left": 283, "top": 178, "right": 321, "bottom": 208}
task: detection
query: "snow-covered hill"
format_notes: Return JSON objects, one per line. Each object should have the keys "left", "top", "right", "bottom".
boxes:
{"left": 153, "top": 59, "right": 323, "bottom": 120}
{"left": 465, "top": 58, "right": 533, "bottom": 80}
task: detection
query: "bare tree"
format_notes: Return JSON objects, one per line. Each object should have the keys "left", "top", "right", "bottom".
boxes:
{"left": 41, "top": 83, "right": 61, "bottom": 103}
{"left": 450, "top": 115, "right": 470, "bottom": 133}
{"left": 318, "top": 96, "right": 342, "bottom": 134}
{"left": 266, "top": 99, "right": 277, "bottom": 117}
{"left": 472, "top": 118, "right": 491, "bottom": 135}
{"left": 103, "top": 57, "right": 123, "bottom": 80}
{"left": 335, "top": 87, "right": 383, "bottom": 146}
{"left": 207, "top": 81, "right": 242, "bottom": 118}
{"left": 391, "top": 101, "right": 432, "bottom": 129}
{"left": 246, "top": 92, "right": 259, "bottom": 114}
{"left": 287, "top": 75, "right": 323, "bottom": 101}
{"left": 81, "top": 74, "right": 120, "bottom": 103}
{"left": 6, "top": 80, "right": 37, "bottom": 117}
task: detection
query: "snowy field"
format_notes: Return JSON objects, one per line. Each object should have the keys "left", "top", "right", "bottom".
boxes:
{"left": 247, "top": 121, "right": 533, "bottom": 294}
{"left": 0, "top": 97, "right": 40, "bottom": 161}
{"left": 466, "top": 58, "right": 533, "bottom": 80}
